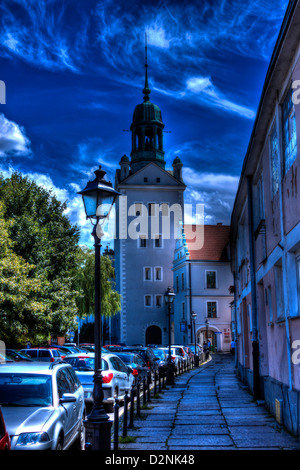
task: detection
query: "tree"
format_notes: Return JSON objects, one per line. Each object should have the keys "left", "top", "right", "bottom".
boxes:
{"left": 75, "top": 246, "right": 121, "bottom": 320}
{"left": 0, "top": 172, "right": 80, "bottom": 346}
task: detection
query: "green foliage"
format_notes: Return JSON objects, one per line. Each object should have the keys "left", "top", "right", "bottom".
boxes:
{"left": 75, "top": 245, "right": 121, "bottom": 318}
{"left": 0, "top": 172, "right": 80, "bottom": 347}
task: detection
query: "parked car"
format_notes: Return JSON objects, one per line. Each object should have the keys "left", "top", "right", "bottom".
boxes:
{"left": 112, "top": 352, "right": 149, "bottom": 384}
{"left": 172, "top": 345, "right": 190, "bottom": 366}
{"left": 152, "top": 348, "right": 168, "bottom": 374}
{"left": 5, "top": 350, "right": 33, "bottom": 362}
{"left": 0, "top": 362, "right": 86, "bottom": 450}
{"left": 183, "top": 346, "right": 194, "bottom": 365}
{"left": 79, "top": 344, "right": 95, "bottom": 352}
{"left": 103, "top": 345, "right": 125, "bottom": 352}
{"left": 122, "top": 347, "right": 159, "bottom": 379}
{"left": 0, "top": 406, "right": 10, "bottom": 450}
{"left": 19, "top": 348, "right": 64, "bottom": 362}
{"left": 188, "top": 344, "right": 203, "bottom": 359}
{"left": 0, "top": 354, "right": 14, "bottom": 364}
{"left": 63, "top": 352, "right": 134, "bottom": 412}
{"left": 159, "top": 347, "right": 184, "bottom": 370}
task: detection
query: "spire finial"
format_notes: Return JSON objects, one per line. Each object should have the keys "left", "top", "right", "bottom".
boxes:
{"left": 143, "top": 31, "right": 151, "bottom": 102}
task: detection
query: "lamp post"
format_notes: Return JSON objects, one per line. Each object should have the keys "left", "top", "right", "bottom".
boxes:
{"left": 164, "top": 287, "right": 175, "bottom": 385}
{"left": 78, "top": 166, "right": 120, "bottom": 450}
{"left": 191, "top": 311, "right": 199, "bottom": 367}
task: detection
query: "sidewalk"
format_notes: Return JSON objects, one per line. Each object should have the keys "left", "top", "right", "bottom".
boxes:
{"left": 119, "top": 354, "right": 300, "bottom": 450}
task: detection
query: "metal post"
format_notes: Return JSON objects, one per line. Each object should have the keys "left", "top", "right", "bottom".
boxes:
{"left": 84, "top": 224, "right": 112, "bottom": 450}
{"left": 143, "top": 377, "right": 146, "bottom": 405}
{"left": 136, "top": 378, "right": 141, "bottom": 417}
{"left": 113, "top": 398, "right": 120, "bottom": 451}
{"left": 129, "top": 385, "right": 135, "bottom": 428}
{"left": 122, "top": 390, "right": 129, "bottom": 437}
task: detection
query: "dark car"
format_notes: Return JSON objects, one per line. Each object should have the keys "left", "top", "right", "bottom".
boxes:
{"left": 0, "top": 406, "right": 10, "bottom": 450}
{"left": 5, "top": 350, "right": 33, "bottom": 362}
{"left": 113, "top": 352, "right": 149, "bottom": 383}
{"left": 122, "top": 347, "right": 159, "bottom": 380}
{"left": 152, "top": 348, "right": 168, "bottom": 374}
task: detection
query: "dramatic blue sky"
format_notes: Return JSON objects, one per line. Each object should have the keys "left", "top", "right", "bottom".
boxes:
{"left": 0, "top": 0, "right": 289, "bottom": 246}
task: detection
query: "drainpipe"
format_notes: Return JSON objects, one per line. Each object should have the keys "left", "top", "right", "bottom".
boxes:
{"left": 189, "top": 262, "right": 193, "bottom": 343}
{"left": 247, "top": 176, "right": 261, "bottom": 400}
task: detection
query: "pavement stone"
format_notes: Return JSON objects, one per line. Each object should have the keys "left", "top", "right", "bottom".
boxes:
{"left": 118, "top": 354, "right": 300, "bottom": 451}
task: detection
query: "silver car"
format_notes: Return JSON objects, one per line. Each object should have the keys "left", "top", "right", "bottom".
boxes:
{"left": 0, "top": 362, "right": 86, "bottom": 450}
{"left": 64, "top": 352, "right": 134, "bottom": 412}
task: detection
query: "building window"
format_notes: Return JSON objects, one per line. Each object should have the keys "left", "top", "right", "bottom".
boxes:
{"left": 282, "top": 87, "right": 297, "bottom": 174}
{"left": 138, "top": 235, "right": 147, "bottom": 248}
{"left": 144, "top": 267, "right": 152, "bottom": 281}
{"left": 155, "top": 267, "right": 162, "bottom": 281}
{"left": 145, "top": 295, "right": 152, "bottom": 307}
{"left": 182, "top": 302, "right": 185, "bottom": 318}
{"left": 175, "top": 276, "right": 179, "bottom": 293}
{"left": 274, "top": 263, "right": 284, "bottom": 320}
{"left": 181, "top": 273, "right": 185, "bottom": 290}
{"left": 156, "top": 177, "right": 160, "bottom": 183}
{"left": 155, "top": 295, "right": 162, "bottom": 308}
{"left": 207, "top": 301, "right": 217, "bottom": 318}
{"left": 206, "top": 271, "right": 216, "bottom": 289}
{"left": 161, "top": 203, "right": 169, "bottom": 217}
{"left": 270, "top": 124, "right": 280, "bottom": 197}
{"left": 144, "top": 177, "right": 148, "bottom": 183}
{"left": 148, "top": 203, "right": 156, "bottom": 217}
{"left": 134, "top": 202, "right": 143, "bottom": 216}
{"left": 154, "top": 234, "right": 163, "bottom": 248}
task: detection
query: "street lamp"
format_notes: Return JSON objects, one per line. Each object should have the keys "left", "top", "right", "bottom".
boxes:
{"left": 191, "top": 311, "right": 199, "bottom": 367}
{"left": 164, "top": 287, "right": 175, "bottom": 385}
{"left": 78, "top": 166, "right": 120, "bottom": 450}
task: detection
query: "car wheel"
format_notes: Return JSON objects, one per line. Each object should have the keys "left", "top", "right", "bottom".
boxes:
{"left": 75, "top": 417, "right": 86, "bottom": 450}
{"left": 56, "top": 435, "right": 63, "bottom": 450}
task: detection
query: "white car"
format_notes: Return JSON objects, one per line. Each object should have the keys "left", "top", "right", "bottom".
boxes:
{"left": 64, "top": 352, "right": 134, "bottom": 412}
{"left": 159, "top": 347, "right": 184, "bottom": 369}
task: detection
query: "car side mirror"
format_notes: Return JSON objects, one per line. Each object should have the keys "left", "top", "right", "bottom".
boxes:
{"left": 59, "top": 393, "right": 76, "bottom": 404}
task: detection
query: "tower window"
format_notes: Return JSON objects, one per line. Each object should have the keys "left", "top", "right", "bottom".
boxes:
{"left": 154, "top": 234, "right": 163, "bottom": 248}
{"left": 138, "top": 235, "right": 147, "bottom": 248}
{"left": 144, "top": 267, "right": 152, "bottom": 281}
{"left": 144, "top": 177, "right": 148, "bottom": 183}
{"left": 155, "top": 267, "right": 162, "bottom": 281}
{"left": 155, "top": 295, "right": 162, "bottom": 308}
{"left": 145, "top": 295, "right": 152, "bottom": 307}
{"left": 156, "top": 177, "right": 160, "bottom": 183}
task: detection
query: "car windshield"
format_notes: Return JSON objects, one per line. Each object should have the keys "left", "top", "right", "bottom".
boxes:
{"left": 64, "top": 357, "right": 108, "bottom": 371}
{"left": 114, "top": 354, "right": 133, "bottom": 364}
{"left": 0, "top": 373, "right": 52, "bottom": 407}
{"left": 153, "top": 350, "right": 164, "bottom": 359}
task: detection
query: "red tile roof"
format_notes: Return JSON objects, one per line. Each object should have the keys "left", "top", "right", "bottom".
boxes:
{"left": 184, "top": 224, "right": 230, "bottom": 261}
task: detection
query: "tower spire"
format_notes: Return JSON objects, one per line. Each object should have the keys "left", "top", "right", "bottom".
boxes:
{"left": 143, "top": 31, "right": 151, "bottom": 102}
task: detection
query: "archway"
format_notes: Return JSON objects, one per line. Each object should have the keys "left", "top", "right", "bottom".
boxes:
{"left": 145, "top": 325, "right": 162, "bottom": 346}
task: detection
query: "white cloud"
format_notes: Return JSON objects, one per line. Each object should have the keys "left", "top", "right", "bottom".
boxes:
{"left": 0, "top": 113, "right": 31, "bottom": 157}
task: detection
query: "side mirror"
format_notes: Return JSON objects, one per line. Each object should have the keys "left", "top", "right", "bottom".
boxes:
{"left": 60, "top": 393, "right": 76, "bottom": 404}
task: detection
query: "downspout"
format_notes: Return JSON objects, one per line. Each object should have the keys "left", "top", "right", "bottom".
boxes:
{"left": 247, "top": 176, "right": 261, "bottom": 400}
{"left": 189, "top": 262, "right": 193, "bottom": 343}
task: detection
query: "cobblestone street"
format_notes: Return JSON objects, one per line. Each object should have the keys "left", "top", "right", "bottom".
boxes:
{"left": 119, "top": 354, "right": 300, "bottom": 451}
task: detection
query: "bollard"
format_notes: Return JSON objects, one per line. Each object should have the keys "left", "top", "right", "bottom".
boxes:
{"left": 158, "top": 371, "right": 162, "bottom": 393}
{"left": 147, "top": 373, "right": 151, "bottom": 402}
{"left": 114, "top": 398, "right": 120, "bottom": 451}
{"left": 154, "top": 370, "right": 157, "bottom": 396}
{"left": 122, "top": 390, "right": 129, "bottom": 437}
{"left": 129, "top": 384, "right": 135, "bottom": 428}
{"left": 136, "top": 378, "right": 141, "bottom": 416}
{"left": 143, "top": 377, "right": 146, "bottom": 405}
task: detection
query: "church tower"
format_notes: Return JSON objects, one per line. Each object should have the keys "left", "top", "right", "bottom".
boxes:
{"left": 113, "top": 35, "right": 186, "bottom": 346}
